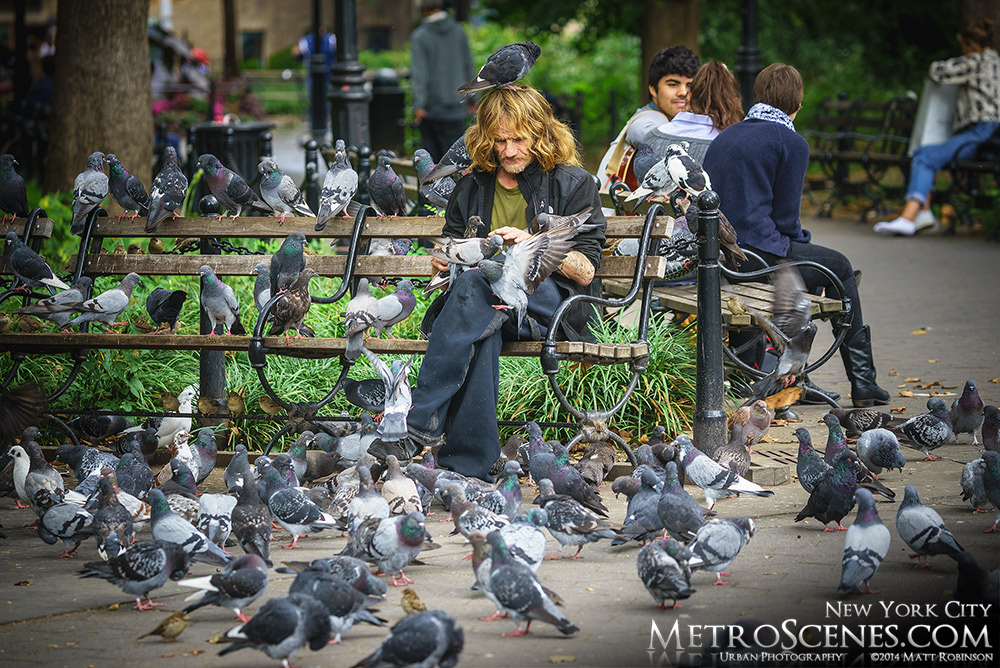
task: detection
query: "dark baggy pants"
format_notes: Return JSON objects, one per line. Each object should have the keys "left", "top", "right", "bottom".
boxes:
{"left": 408, "top": 270, "right": 566, "bottom": 480}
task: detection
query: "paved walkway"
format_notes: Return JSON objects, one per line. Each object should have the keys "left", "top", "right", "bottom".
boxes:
{"left": 1, "top": 212, "right": 997, "bottom": 667}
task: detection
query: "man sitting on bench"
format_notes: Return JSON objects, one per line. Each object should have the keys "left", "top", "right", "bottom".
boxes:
{"left": 370, "top": 86, "right": 606, "bottom": 481}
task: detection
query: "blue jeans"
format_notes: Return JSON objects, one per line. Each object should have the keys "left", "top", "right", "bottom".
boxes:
{"left": 906, "top": 122, "right": 1000, "bottom": 204}
{"left": 408, "top": 270, "right": 567, "bottom": 480}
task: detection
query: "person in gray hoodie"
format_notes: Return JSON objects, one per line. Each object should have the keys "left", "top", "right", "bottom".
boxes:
{"left": 410, "top": 0, "right": 475, "bottom": 161}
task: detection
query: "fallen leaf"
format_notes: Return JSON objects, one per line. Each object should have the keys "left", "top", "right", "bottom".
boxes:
{"left": 888, "top": 370, "right": 898, "bottom": 376}
{"left": 47, "top": 645, "right": 59, "bottom": 649}
{"left": 107, "top": 603, "right": 119, "bottom": 611}
{"left": 989, "top": 378, "right": 1000, "bottom": 384}
{"left": 207, "top": 635, "right": 224, "bottom": 644}
{"left": 904, "top": 377, "right": 921, "bottom": 382}
{"left": 910, "top": 328, "right": 927, "bottom": 336}
{"left": 890, "top": 407, "right": 907, "bottom": 413}
{"left": 549, "top": 656, "right": 576, "bottom": 664}
{"left": 585, "top": 587, "right": 594, "bottom": 592}
{"left": 160, "top": 654, "right": 175, "bottom": 659}
{"left": 897, "top": 384, "right": 908, "bottom": 388}
{"left": 65, "top": 642, "right": 76, "bottom": 647}
{"left": 13, "top": 581, "right": 31, "bottom": 587}
{"left": 928, "top": 359, "right": 938, "bottom": 363}
{"left": 917, "top": 381, "right": 941, "bottom": 389}
{"left": 772, "top": 419, "right": 788, "bottom": 427}
{"left": 191, "top": 650, "right": 205, "bottom": 656}
{"left": 899, "top": 390, "right": 914, "bottom": 397}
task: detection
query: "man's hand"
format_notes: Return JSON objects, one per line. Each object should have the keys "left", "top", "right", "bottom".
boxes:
{"left": 430, "top": 243, "right": 449, "bottom": 275}
{"left": 493, "top": 226, "right": 531, "bottom": 245}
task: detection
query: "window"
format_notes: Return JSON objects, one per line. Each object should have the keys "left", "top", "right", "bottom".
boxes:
{"left": 241, "top": 31, "right": 264, "bottom": 69}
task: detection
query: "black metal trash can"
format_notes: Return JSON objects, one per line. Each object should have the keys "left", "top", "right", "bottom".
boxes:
{"left": 368, "top": 69, "right": 405, "bottom": 155}
{"left": 186, "top": 121, "right": 274, "bottom": 203}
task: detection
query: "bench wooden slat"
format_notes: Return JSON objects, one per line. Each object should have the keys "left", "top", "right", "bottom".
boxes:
{"left": 4, "top": 218, "right": 56, "bottom": 239}
{"left": 75, "top": 253, "right": 668, "bottom": 281}
{"left": 86, "top": 216, "right": 674, "bottom": 240}
{"left": 0, "top": 331, "right": 647, "bottom": 364}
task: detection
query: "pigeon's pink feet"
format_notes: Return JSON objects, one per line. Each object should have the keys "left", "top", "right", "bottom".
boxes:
{"left": 655, "top": 600, "right": 683, "bottom": 609}
{"left": 492, "top": 304, "right": 511, "bottom": 311}
{"left": 391, "top": 572, "right": 413, "bottom": 586}
{"left": 128, "top": 211, "right": 139, "bottom": 223}
{"left": 503, "top": 622, "right": 532, "bottom": 637}
{"left": 55, "top": 549, "right": 78, "bottom": 558}
{"left": 985, "top": 523, "right": 999, "bottom": 533}
{"left": 134, "top": 597, "right": 164, "bottom": 611}
{"left": 544, "top": 553, "right": 562, "bottom": 561}
{"left": 861, "top": 584, "right": 880, "bottom": 594}
{"left": 23, "top": 520, "right": 38, "bottom": 529}
{"left": 714, "top": 574, "right": 731, "bottom": 586}
{"left": 837, "top": 524, "right": 848, "bottom": 531}
{"left": 462, "top": 553, "right": 472, "bottom": 560}
{"left": 15, "top": 499, "right": 30, "bottom": 509}
{"left": 922, "top": 454, "right": 941, "bottom": 461}
{"left": 235, "top": 612, "right": 252, "bottom": 623}
{"left": 822, "top": 525, "right": 836, "bottom": 532}
{"left": 480, "top": 611, "right": 507, "bottom": 621}
{"left": 282, "top": 536, "right": 301, "bottom": 549}
{"left": 973, "top": 508, "right": 989, "bottom": 513}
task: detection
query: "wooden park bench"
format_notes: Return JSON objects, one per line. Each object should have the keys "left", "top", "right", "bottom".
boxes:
{"left": 0, "top": 202, "right": 675, "bottom": 463}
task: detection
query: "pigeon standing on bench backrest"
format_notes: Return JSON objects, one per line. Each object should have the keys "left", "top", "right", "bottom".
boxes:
{"left": 105, "top": 154, "right": 150, "bottom": 221}
{"left": 315, "top": 139, "right": 359, "bottom": 231}
{"left": 270, "top": 267, "right": 319, "bottom": 341}
{"left": 950, "top": 379, "right": 985, "bottom": 445}
{"left": 200, "top": 265, "right": 244, "bottom": 336}
{"left": 4, "top": 231, "right": 71, "bottom": 295}
{"left": 674, "top": 435, "right": 774, "bottom": 510}
{"left": 270, "top": 232, "right": 307, "bottom": 296}
{"left": 65, "top": 272, "right": 143, "bottom": 331}
{"left": 371, "top": 280, "right": 416, "bottom": 338}
{"left": 145, "top": 146, "right": 188, "bottom": 233}
{"left": 258, "top": 158, "right": 314, "bottom": 225}
{"left": 15, "top": 276, "right": 92, "bottom": 330}
{"left": 197, "top": 153, "right": 272, "bottom": 218}
{"left": 458, "top": 41, "right": 541, "bottom": 95}
{"left": 369, "top": 155, "right": 407, "bottom": 217}
{"left": 0, "top": 154, "right": 29, "bottom": 220}
{"left": 421, "top": 134, "right": 473, "bottom": 184}
{"left": 413, "top": 149, "right": 455, "bottom": 209}
{"left": 70, "top": 151, "right": 108, "bottom": 234}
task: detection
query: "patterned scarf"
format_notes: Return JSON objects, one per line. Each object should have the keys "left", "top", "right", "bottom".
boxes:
{"left": 745, "top": 103, "right": 796, "bottom": 132}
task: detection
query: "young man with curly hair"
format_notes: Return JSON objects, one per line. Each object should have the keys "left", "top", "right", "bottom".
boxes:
{"left": 373, "top": 86, "right": 606, "bottom": 481}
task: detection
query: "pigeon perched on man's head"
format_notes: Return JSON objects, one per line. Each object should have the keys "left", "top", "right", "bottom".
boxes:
{"left": 458, "top": 41, "right": 541, "bottom": 95}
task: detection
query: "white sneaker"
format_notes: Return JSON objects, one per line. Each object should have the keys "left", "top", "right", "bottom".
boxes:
{"left": 873, "top": 217, "right": 917, "bottom": 236}
{"left": 914, "top": 209, "right": 939, "bottom": 233}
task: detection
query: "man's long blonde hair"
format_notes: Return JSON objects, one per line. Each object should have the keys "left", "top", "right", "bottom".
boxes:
{"left": 465, "top": 86, "right": 581, "bottom": 172}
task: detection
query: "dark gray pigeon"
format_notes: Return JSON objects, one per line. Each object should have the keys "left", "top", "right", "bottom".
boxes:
{"left": 225, "top": 443, "right": 253, "bottom": 491}
{"left": 983, "top": 405, "right": 1000, "bottom": 452}
{"left": 70, "top": 151, "right": 107, "bottom": 234}
{"left": 197, "top": 153, "right": 272, "bottom": 217}
{"left": 259, "top": 467, "right": 341, "bottom": 549}
{"left": 477, "top": 208, "right": 595, "bottom": 331}
{"left": 38, "top": 502, "right": 94, "bottom": 558}
{"left": 94, "top": 476, "right": 134, "bottom": 560}
{"left": 65, "top": 272, "right": 142, "bottom": 331}
{"left": 145, "top": 287, "right": 187, "bottom": 334}
{"left": 794, "top": 450, "right": 858, "bottom": 531}
{"left": 231, "top": 476, "right": 272, "bottom": 566}
{"left": 894, "top": 397, "right": 953, "bottom": 460}
{"left": 486, "top": 530, "right": 579, "bottom": 637}
{"left": 105, "top": 153, "right": 150, "bottom": 221}
{"left": 218, "top": 593, "right": 331, "bottom": 663}
{"left": 4, "top": 231, "right": 71, "bottom": 295}
{"left": 369, "top": 155, "right": 407, "bottom": 217}
{"left": 259, "top": 157, "right": 314, "bottom": 224}
{"left": 458, "top": 41, "right": 541, "bottom": 95}
{"left": 277, "top": 556, "right": 387, "bottom": 598}
{"left": 424, "top": 226, "right": 503, "bottom": 294}
{"left": 79, "top": 537, "right": 191, "bottom": 610}
{"left": 637, "top": 537, "right": 695, "bottom": 607}
{"left": 343, "top": 278, "right": 377, "bottom": 361}
{"left": 270, "top": 232, "right": 307, "bottom": 296}
{"left": 954, "top": 551, "right": 1000, "bottom": 608}
{"left": 819, "top": 414, "right": 895, "bottom": 501}
{"left": 895, "top": 485, "right": 964, "bottom": 567}
{"left": 253, "top": 262, "right": 272, "bottom": 314}
{"left": 344, "top": 377, "right": 385, "bottom": 413}
{"left": 981, "top": 451, "right": 1000, "bottom": 533}
{"left": 413, "top": 149, "right": 455, "bottom": 209}
{"left": 200, "top": 265, "right": 244, "bottom": 335}
{"left": 616, "top": 466, "right": 665, "bottom": 544}
{"left": 855, "top": 428, "right": 906, "bottom": 477}
{"left": 54, "top": 442, "right": 120, "bottom": 482}
{"left": 951, "top": 379, "right": 985, "bottom": 445}
{"left": 421, "top": 134, "right": 472, "bottom": 184}
{"left": 287, "top": 564, "right": 386, "bottom": 643}
{"left": 341, "top": 511, "right": 427, "bottom": 587}
{"left": 657, "top": 461, "right": 707, "bottom": 541}
{"left": 795, "top": 427, "right": 831, "bottom": 494}
{"left": 145, "top": 145, "right": 188, "bottom": 233}
{"left": 0, "top": 154, "right": 29, "bottom": 220}
{"left": 181, "top": 553, "right": 269, "bottom": 622}
{"left": 960, "top": 458, "right": 990, "bottom": 513}
{"left": 535, "top": 478, "right": 622, "bottom": 559}
{"left": 14, "top": 276, "right": 92, "bottom": 329}
{"left": 745, "top": 262, "right": 816, "bottom": 400}
{"left": 839, "top": 489, "right": 891, "bottom": 595}
{"left": 148, "top": 488, "right": 233, "bottom": 565}
{"left": 316, "top": 139, "right": 359, "bottom": 231}
{"left": 350, "top": 609, "right": 463, "bottom": 668}
{"left": 688, "top": 517, "right": 755, "bottom": 586}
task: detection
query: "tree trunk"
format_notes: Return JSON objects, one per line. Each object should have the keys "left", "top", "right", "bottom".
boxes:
{"left": 640, "top": 0, "right": 700, "bottom": 102}
{"left": 46, "top": 0, "right": 152, "bottom": 207}
{"left": 223, "top": 0, "right": 240, "bottom": 79}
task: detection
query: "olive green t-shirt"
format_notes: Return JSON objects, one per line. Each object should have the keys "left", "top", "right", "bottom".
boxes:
{"left": 491, "top": 181, "right": 526, "bottom": 232}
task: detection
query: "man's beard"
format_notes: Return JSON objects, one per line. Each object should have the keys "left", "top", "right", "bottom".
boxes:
{"left": 500, "top": 157, "right": 529, "bottom": 174}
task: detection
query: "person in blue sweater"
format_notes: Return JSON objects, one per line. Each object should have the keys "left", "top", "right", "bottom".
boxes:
{"left": 703, "top": 63, "right": 889, "bottom": 408}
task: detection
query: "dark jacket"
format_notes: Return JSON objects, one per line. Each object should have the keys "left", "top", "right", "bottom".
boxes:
{"left": 437, "top": 161, "right": 607, "bottom": 341}
{"left": 410, "top": 15, "right": 474, "bottom": 121}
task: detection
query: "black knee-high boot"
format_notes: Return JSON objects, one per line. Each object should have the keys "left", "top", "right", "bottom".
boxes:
{"left": 841, "top": 325, "right": 890, "bottom": 407}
